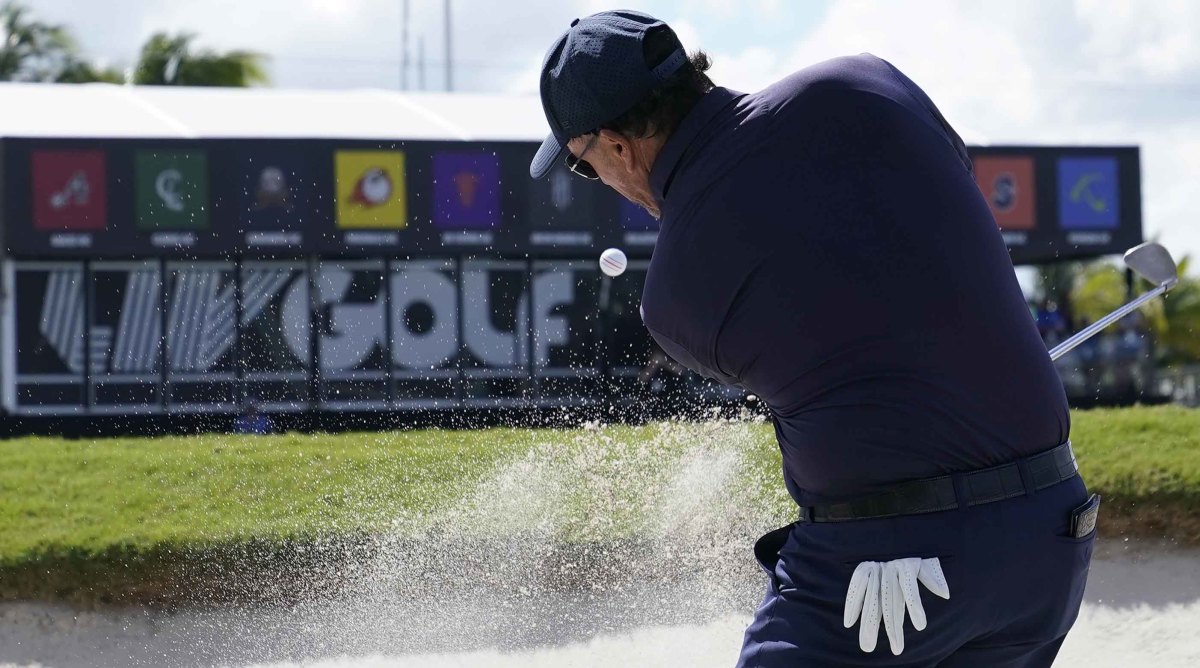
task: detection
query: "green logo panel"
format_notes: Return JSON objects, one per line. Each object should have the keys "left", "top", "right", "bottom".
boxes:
{"left": 135, "top": 151, "right": 209, "bottom": 230}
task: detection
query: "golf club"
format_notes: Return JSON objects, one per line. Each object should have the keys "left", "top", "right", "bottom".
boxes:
{"left": 1048, "top": 242, "right": 1179, "bottom": 361}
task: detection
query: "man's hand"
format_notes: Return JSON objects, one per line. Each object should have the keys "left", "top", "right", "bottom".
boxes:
{"left": 843, "top": 557, "right": 950, "bottom": 654}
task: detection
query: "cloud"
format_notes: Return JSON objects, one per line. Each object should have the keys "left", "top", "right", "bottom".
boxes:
{"left": 692, "top": 0, "right": 1043, "bottom": 129}
{"left": 27, "top": 0, "right": 593, "bottom": 91}
{"left": 641, "top": 0, "right": 1200, "bottom": 266}
{"left": 1074, "top": 0, "right": 1200, "bottom": 81}
{"left": 694, "top": 0, "right": 784, "bottom": 20}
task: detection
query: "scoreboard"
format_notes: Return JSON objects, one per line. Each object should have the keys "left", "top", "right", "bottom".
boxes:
{"left": 970, "top": 146, "right": 1142, "bottom": 264}
{"left": 1, "top": 138, "right": 659, "bottom": 260}
{"left": 0, "top": 138, "right": 1142, "bottom": 416}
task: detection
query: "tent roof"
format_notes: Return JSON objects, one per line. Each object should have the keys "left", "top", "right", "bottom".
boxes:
{"left": 0, "top": 83, "right": 549, "bottom": 141}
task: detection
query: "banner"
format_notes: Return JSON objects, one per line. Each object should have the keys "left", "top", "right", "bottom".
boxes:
{"left": 4, "top": 139, "right": 1143, "bottom": 265}
{"left": 526, "top": 164, "right": 603, "bottom": 253}
{"left": 164, "top": 262, "right": 238, "bottom": 408}
{"left": 230, "top": 147, "right": 328, "bottom": 252}
{"left": 1058, "top": 157, "right": 1119, "bottom": 230}
{"left": 315, "top": 260, "right": 389, "bottom": 408}
{"left": 967, "top": 146, "right": 1142, "bottom": 263}
{"left": 460, "top": 259, "right": 529, "bottom": 407}
{"left": 31, "top": 151, "right": 107, "bottom": 231}
{"left": 973, "top": 156, "right": 1036, "bottom": 231}
{"left": 531, "top": 260, "right": 602, "bottom": 405}
{"left": 432, "top": 151, "right": 501, "bottom": 231}
{"left": 335, "top": 150, "right": 408, "bottom": 230}
{"left": 135, "top": 150, "right": 209, "bottom": 231}
{"left": 89, "top": 261, "right": 163, "bottom": 410}
{"left": 241, "top": 261, "right": 310, "bottom": 410}
{"left": 390, "top": 259, "right": 460, "bottom": 409}
{"left": 3, "top": 256, "right": 706, "bottom": 414}
{"left": 11, "top": 262, "right": 86, "bottom": 412}
{"left": 602, "top": 263, "right": 656, "bottom": 400}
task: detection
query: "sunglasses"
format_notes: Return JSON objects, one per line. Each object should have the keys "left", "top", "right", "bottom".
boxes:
{"left": 565, "top": 133, "right": 600, "bottom": 180}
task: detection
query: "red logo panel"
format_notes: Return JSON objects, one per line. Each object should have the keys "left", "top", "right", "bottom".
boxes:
{"left": 32, "top": 150, "right": 108, "bottom": 231}
{"left": 973, "top": 156, "right": 1036, "bottom": 230}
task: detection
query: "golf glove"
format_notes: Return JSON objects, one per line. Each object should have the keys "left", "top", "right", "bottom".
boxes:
{"left": 843, "top": 557, "right": 950, "bottom": 655}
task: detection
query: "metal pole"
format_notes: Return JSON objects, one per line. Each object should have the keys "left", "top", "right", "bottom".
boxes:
{"left": 158, "top": 260, "right": 167, "bottom": 413}
{"left": 401, "top": 0, "right": 409, "bottom": 90}
{"left": 418, "top": 36, "right": 425, "bottom": 91}
{"left": 307, "top": 255, "right": 320, "bottom": 412}
{"left": 384, "top": 260, "right": 395, "bottom": 407}
{"left": 234, "top": 258, "right": 245, "bottom": 410}
{"left": 444, "top": 0, "right": 453, "bottom": 91}
{"left": 83, "top": 259, "right": 92, "bottom": 411}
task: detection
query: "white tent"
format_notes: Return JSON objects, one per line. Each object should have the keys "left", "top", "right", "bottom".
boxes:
{"left": 0, "top": 82, "right": 548, "bottom": 141}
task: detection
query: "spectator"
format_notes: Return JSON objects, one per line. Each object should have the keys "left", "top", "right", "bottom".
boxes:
{"left": 1074, "top": 317, "right": 1101, "bottom": 392}
{"left": 1112, "top": 319, "right": 1149, "bottom": 402}
{"left": 1036, "top": 299, "right": 1068, "bottom": 345}
{"left": 233, "top": 402, "right": 273, "bottom": 435}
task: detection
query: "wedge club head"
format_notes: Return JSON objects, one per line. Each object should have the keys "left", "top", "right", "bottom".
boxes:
{"left": 1124, "top": 242, "right": 1178, "bottom": 288}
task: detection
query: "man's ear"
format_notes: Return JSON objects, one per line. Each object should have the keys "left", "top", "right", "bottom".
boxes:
{"left": 598, "top": 129, "right": 638, "bottom": 174}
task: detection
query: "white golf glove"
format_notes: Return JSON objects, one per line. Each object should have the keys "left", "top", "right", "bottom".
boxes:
{"left": 843, "top": 557, "right": 950, "bottom": 655}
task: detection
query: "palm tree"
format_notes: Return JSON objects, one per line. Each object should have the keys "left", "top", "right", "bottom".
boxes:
{"left": 133, "top": 32, "right": 267, "bottom": 87}
{"left": 55, "top": 59, "right": 124, "bottom": 84}
{"left": 1157, "top": 257, "right": 1200, "bottom": 364}
{"left": 1, "top": 6, "right": 263, "bottom": 87}
{"left": 1035, "top": 260, "right": 1086, "bottom": 330}
{"left": 0, "top": 1, "right": 116, "bottom": 82}
{"left": 1073, "top": 255, "right": 1200, "bottom": 364}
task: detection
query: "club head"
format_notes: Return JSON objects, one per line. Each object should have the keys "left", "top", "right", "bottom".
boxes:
{"left": 1124, "top": 242, "right": 1178, "bottom": 288}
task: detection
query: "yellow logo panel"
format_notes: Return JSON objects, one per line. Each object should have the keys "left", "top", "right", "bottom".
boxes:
{"left": 335, "top": 150, "right": 408, "bottom": 229}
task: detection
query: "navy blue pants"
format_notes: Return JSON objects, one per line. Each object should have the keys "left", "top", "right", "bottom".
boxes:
{"left": 737, "top": 475, "right": 1095, "bottom": 667}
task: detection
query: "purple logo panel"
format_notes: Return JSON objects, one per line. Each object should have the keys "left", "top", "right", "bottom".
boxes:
{"left": 433, "top": 152, "right": 501, "bottom": 230}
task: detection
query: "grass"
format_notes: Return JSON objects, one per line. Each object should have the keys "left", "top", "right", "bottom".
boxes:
{"left": 0, "top": 428, "right": 533, "bottom": 560}
{"left": 0, "top": 406, "right": 1198, "bottom": 604}
{"left": 1063, "top": 405, "right": 1200, "bottom": 542}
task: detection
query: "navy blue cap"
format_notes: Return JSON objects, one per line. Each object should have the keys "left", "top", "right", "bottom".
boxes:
{"left": 530, "top": 10, "right": 688, "bottom": 179}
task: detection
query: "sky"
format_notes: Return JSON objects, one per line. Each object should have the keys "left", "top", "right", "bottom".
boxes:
{"left": 21, "top": 0, "right": 1200, "bottom": 272}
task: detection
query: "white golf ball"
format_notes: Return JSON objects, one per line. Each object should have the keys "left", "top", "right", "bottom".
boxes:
{"left": 599, "top": 248, "right": 627, "bottom": 277}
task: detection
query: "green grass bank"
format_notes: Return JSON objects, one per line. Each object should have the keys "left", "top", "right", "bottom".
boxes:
{"left": 1, "top": 406, "right": 1197, "bottom": 604}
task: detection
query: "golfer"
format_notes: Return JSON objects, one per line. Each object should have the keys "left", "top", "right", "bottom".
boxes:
{"left": 530, "top": 11, "right": 1097, "bottom": 667}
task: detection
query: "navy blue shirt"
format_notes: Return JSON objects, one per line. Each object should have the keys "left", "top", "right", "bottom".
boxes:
{"left": 640, "top": 54, "right": 1070, "bottom": 504}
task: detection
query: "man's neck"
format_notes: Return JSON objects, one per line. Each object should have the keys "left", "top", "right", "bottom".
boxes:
{"left": 638, "top": 132, "right": 670, "bottom": 176}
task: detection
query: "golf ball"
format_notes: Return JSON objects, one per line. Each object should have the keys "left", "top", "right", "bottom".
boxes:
{"left": 599, "top": 248, "right": 627, "bottom": 277}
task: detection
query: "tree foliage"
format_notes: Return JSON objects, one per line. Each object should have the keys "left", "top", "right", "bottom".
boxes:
{"left": 1, "top": 4, "right": 266, "bottom": 87}
{"left": 0, "top": 1, "right": 120, "bottom": 82}
{"left": 133, "top": 32, "right": 267, "bottom": 87}
{"left": 1155, "top": 256, "right": 1200, "bottom": 363}
{"left": 1072, "top": 256, "right": 1200, "bottom": 364}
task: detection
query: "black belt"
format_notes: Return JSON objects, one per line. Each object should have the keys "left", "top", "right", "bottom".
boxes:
{"left": 798, "top": 442, "right": 1079, "bottom": 523}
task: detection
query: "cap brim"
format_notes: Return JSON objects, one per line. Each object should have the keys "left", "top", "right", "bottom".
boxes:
{"left": 530, "top": 133, "right": 568, "bottom": 179}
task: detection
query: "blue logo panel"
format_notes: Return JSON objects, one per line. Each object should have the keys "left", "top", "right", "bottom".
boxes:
{"left": 1058, "top": 157, "right": 1119, "bottom": 229}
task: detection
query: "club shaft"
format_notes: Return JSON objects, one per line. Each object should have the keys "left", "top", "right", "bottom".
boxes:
{"left": 1048, "top": 284, "right": 1168, "bottom": 361}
